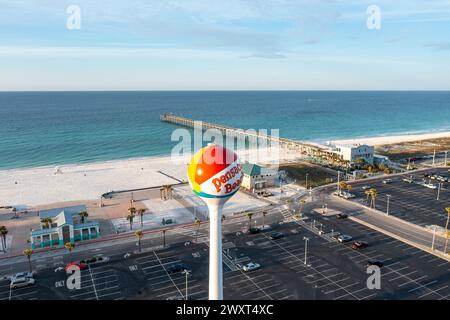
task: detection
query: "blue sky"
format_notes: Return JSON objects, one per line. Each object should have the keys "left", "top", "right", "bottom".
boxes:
{"left": 1, "top": 0, "right": 450, "bottom": 90}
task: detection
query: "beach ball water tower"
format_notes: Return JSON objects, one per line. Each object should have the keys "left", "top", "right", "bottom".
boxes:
{"left": 188, "top": 144, "right": 243, "bottom": 300}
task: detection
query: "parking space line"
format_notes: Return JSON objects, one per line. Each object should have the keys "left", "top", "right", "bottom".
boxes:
{"left": 408, "top": 280, "right": 438, "bottom": 293}
{"left": 87, "top": 264, "right": 99, "bottom": 300}
{"left": 153, "top": 251, "right": 185, "bottom": 299}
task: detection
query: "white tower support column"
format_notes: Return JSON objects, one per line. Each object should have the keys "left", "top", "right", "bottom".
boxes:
{"left": 208, "top": 204, "right": 223, "bottom": 300}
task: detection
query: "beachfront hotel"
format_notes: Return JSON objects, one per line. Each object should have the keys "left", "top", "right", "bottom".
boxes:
{"left": 30, "top": 205, "right": 100, "bottom": 249}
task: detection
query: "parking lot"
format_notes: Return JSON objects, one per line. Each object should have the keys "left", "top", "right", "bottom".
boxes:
{"left": 300, "top": 211, "right": 450, "bottom": 299}
{"left": 0, "top": 212, "right": 448, "bottom": 300}
{"left": 349, "top": 168, "right": 450, "bottom": 227}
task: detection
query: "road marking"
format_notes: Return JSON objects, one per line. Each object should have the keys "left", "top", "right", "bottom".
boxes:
{"left": 408, "top": 280, "right": 438, "bottom": 293}
{"left": 87, "top": 264, "right": 99, "bottom": 300}
{"left": 153, "top": 251, "right": 185, "bottom": 299}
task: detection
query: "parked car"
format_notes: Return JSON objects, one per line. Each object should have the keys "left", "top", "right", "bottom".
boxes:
{"left": 10, "top": 277, "right": 35, "bottom": 289}
{"left": 342, "top": 192, "right": 355, "bottom": 199}
{"left": 86, "top": 255, "right": 110, "bottom": 265}
{"left": 249, "top": 227, "right": 261, "bottom": 234}
{"left": 424, "top": 183, "right": 437, "bottom": 189}
{"left": 402, "top": 177, "right": 414, "bottom": 183}
{"left": 11, "top": 272, "right": 34, "bottom": 280}
{"left": 367, "top": 259, "right": 384, "bottom": 268}
{"left": 352, "top": 241, "right": 369, "bottom": 250}
{"left": 337, "top": 234, "right": 353, "bottom": 243}
{"left": 166, "top": 263, "right": 187, "bottom": 274}
{"left": 382, "top": 179, "right": 393, "bottom": 184}
{"left": 269, "top": 232, "right": 284, "bottom": 240}
{"left": 65, "top": 261, "right": 88, "bottom": 271}
{"left": 242, "top": 262, "right": 261, "bottom": 272}
{"left": 336, "top": 213, "right": 348, "bottom": 219}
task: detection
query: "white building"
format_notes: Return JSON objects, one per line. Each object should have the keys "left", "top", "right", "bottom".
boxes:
{"left": 333, "top": 144, "right": 374, "bottom": 165}
{"left": 241, "top": 163, "right": 277, "bottom": 191}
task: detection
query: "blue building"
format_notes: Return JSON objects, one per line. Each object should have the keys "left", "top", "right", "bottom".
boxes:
{"left": 31, "top": 205, "right": 100, "bottom": 249}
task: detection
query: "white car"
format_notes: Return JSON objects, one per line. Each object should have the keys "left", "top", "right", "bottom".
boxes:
{"left": 86, "top": 255, "right": 110, "bottom": 265}
{"left": 361, "top": 185, "right": 371, "bottom": 190}
{"left": 10, "top": 277, "right": 35, "bottom": 289}
{"left": 242, "top": 262, "right": 261, "bottom": 272}
{"left": 337, "top": 234, "right": 353, "bottom": 243}
{"left": 382, "top": 179, "right": 393, "bottom": 184}
{"left": 11, "top": 272, "right": 34, "bottom": 280}
{"left": 424, "top": 183, "right": 437, "bottom": 189}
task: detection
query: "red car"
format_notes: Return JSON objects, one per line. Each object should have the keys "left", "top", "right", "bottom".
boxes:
{"left": 65, "top": 261, "right": 88, "bottom": 271}
{"left": 352, "top": 241, "right": 369, "bottom": 250}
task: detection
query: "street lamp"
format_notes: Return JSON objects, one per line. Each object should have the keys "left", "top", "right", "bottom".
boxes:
{"left": 182, "top": 269, "right": 191, "bottom": 300}
{"left": 303, "top": 236, "right": 310, "bottom": 266}
{"left": 386, "top": 194, "right": 391, "bottom": 215}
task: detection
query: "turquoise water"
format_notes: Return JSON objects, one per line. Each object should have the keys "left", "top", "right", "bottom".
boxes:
{"left": 0, "top": 91, "right": 449, "bottom": 170}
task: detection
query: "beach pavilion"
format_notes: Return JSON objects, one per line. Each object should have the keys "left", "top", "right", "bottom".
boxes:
{"left": 30, "top": 205, "right": 100, "bottom": 249}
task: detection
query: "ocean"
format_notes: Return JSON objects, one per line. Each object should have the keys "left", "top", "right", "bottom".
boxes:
{"left": 1, "top": 91, "right": 449, "bottom": 170}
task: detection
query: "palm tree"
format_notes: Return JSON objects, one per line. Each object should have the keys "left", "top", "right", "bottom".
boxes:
{"left": 369, "top": 188, "right": 377, "bottom": 208}
{"left": 137, "top": 209, "right": 146, "bottom": 228}
{"left": 127, "top": 213, "right": 136, "bottom": 230}
{"left": 79, "top": 211, "right": 89, "bottom": 224}
{"left": 338, "top": 181, "right": 347, "bottom": 194}
{"left": 12, "top": 207, "right": 18, "bottom": 218}
{"left": 23, "top": 248, "right": 33, "bottom": 273}
{"left": 41, "top": 217, "right": 53, "bottom": 229}
{"left": 135, "top": 231, "right": 144, "bottom": 253}
{"left": 64, "top": 242, "right": 75, "bottom": 262}
{"left": 194, "top": 218, "right": 201, "bottom": 242}
{"left": 364, "top": 190, "right": 371, "bottom": 205}
{"left": 0, "top": 226, "right": 8, "bottom": 252}
{"left": 246, "top": 212, "right": 254, "bottom": 232}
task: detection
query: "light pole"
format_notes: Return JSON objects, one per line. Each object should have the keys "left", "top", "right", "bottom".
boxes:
{"left": 303, "top": 236, "right": 310, "bottom": 266}
{"left": 183, "top": 269, "right": 191, "bottom": 300}
{"left": 432, "top": 149, "right": 436, "bottom": 166}
{"left": 386, "top": 194, "right": 391, "bottom": 215}
{"left": 444, "top": 151, "right": 448, "bottom": 166}
{"left": 437, "top": 182, "right": 442, "bottom": 200}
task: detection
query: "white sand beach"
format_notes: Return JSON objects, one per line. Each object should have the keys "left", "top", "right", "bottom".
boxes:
{"left": 330, "top": 131, "right": 450, "bottom": 146}
{"left": 0, "top": 147, "right": 297, "bottom": 208}
{"left": 2, "top": 130, "right": 450, "bottom": 209}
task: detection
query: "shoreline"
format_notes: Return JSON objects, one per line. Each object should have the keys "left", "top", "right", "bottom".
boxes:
{"left": 0, "top": 146, "right": 292, "bottom": 208}
{"left": 327, "top": 131, "right": 450, "bottom": 147}
{"left": 1, "top": 130, "right": 450, "bottom": 208}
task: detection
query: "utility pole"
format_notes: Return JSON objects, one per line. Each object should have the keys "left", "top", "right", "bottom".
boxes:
{"left": 437, "top": 183, "right": 442, "bottom": 200}
{"left": 431, "top": 225, "right": 437, "bottom": 250}
{"left": 303, "top": 236, "right": 310, "bottom": 266}
{"left": 386, "top": 194, "right": 391, "bottom": 215}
